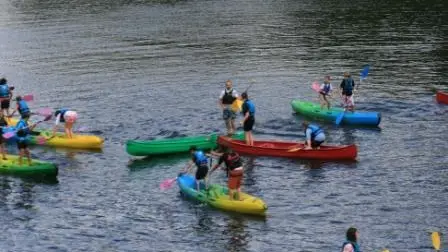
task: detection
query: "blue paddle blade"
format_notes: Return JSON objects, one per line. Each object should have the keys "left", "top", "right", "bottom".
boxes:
{"left": 335, "top": 111, "right": 344, "bottom": 125}
{"left": 360, "top": 65, "right": 370, "bottom": 80}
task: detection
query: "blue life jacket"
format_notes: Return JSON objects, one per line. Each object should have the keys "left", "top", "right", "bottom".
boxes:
{"left": 55, "top": 108, "right": 68, "bottom": 122}
{"left": 343, "top": 78, "right": 354, "bottom": 93}
{"left": 222, "top": 89, "right": 236, "bottom": 105}
{"left": 341, "top": 241, "right": 361, "bottom": 252}
{"left": 306, "top": 124, "right": 323, "bottom": 139}
{"left": 18, "top": 100, "right": 30, "bottom": 115}
{"left": 242, "top": 100, "right": 255, "bottom": 117}
{"left": 193, "top": 151, "right": 208, "bottom": 166}
{"left": 322, "top": 83, "right": 331, "bottom": 94}
{"left": 0, "top": 84, "right": 10, "bottom": 98}
{"left": 15, "top": 119, "right": 30, "bottom": 142}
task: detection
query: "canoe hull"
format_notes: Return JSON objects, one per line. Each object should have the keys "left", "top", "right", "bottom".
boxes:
{"left": 126, "top": 132, "right": 245, "bottom": 156}
{"left": 217, "top": 136, "right": 357, "bottom": 160}
{"left": 0, "top": 155, "right": 58, "bottom": 177}
{"left": 436, "top": 91, "right": 448, "bottom": 104}
{"left": 291, "top": 100, "right": 381, "bottom": 126}
{"left": 177, "top": 174, "right": 267, "bottom": 216}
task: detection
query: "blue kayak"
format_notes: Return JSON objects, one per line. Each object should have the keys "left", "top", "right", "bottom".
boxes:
{"left": 291, "top": 100, "right": 381, "bottom": 126}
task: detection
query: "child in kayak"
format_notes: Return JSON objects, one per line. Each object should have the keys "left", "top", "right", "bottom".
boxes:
{"left": 0, "top": 78, "right": 14, "bottom": 117}
{"left": 52, "top": 109, "right": 78, "bottom": 138}
{"left": 341, "top": 227, "right": 361, "bottom": 252}
{"left": 208, "top": 147, "right": 244, "bottom": 200}
{"left": 0, "top": 114, "right": 8, "bottom": 160}
{"left": 339, "top": 72, "right": 355, "bottom": 112}
{"left": 11, "top": 96, "right": 31, "bottom": 118}
{"left": 319, "top": 76, "right": 333, "bottom": 110}
{"left": 183, "top": 146, "right": 209, "bottom": 191}
{"left": 303, "top": 121, "right": 325, "bottom": 150}
{"left": 15, "top": 114, "right": 38, "bottom": 165}
{"left": 240, "top": 92, "right": 255, "bottom": 146}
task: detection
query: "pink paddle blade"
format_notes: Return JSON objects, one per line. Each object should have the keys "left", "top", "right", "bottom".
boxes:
{"left": 36, "top": 136, "right": 47, "bottom": 145}
{"left": 22, "top": 94, "right": 34, "bottom": 102}
{"left": 36, "top": 108, "right": 53, "bottom": 117}
{"left": 311, "top": 82, "right": 321, "bottom": 93}
{"left": 160, "top": 178, "right": 176, "bottom": 190}
{"left": 2, "top": 131, "right": 15, "bottom": 139}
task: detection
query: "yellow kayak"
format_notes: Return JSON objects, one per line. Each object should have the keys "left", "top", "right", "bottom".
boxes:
{"left": 6, "top": 117, "right": 104, "bottom": 149}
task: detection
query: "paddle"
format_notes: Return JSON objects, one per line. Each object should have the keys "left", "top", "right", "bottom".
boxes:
{"left": 160, "top": 177, "right": 177, "bottom": 190}
{"left": 231, "top": 79, "right": 256, "bottom": 112}
{"left": 2, "top": 114, "right": 52, "bottom": 139}
{"left": 359, "top": 64, "right": 370, "bottom": 85}
{"left": 22, "top": 94, "right": 34, "bottom": 102}
{"left": 335, "top": 110, "right": 345, "bottom": 125}
{"left": 432, "top": 231, "right": 441, "bottom": 251}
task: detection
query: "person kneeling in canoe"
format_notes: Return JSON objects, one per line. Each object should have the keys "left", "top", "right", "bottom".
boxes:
{"left": 208, "top": 147, "right": 244, "bottom": 200}
{"left": 52, "top": 108, "right": 78, "bottom": 139}
{"left": 11, "top": 96, "right": 31, "bottom": 118}
{"left": 303, "top": 121, "right": 325, "bottom": 150}
{"left": 15, "top": 114, "right": 38, "bottom": 165}
{"left": 341, "top": 227, "right": 361, "bottom": 252}
{"left": 183, "top": 146, "right": 209, "bottom": 191}
{"left": 319, "top": 75, "right": 333, "bottom": 110}
{"left": 240, "top": 92, "right": 255, "bottom": 146}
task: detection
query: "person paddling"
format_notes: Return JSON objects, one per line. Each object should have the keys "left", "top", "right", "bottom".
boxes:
{"left": 11, "top": 96, "right": 31, "bottom": 119}
{"left": 339, "top": 72, "right": 356, "bottom": 112}
{"left": 15, "top": 114, "right": 38, "bottom": 165}
{"left": 319, "top": 75, "right": 333, "bottom": 110}
{"left": 52, "top": 108, "right": 78, "bottom": 138}
{"left": 240, "top": 92, "right": 255, "bottom": 146}
{"left": 208, "top": 147, "right": 244, "bottom": 200}
{"left": 303, "top": 121, "right": 325, "bottom": 150}
{"left": 341, "top": 227, "right": 361, "bottom": 252}
{"left": 182, "top": 146, "right": 209, "bottom": 191}
{"left": 219, "top": 80, "right": 239, "bottom": 136}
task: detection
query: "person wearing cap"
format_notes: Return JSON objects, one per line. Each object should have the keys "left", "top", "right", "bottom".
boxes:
{"left": 52, "top": 108, "right": 78, "bottom": 138}
{"left": 0, "top": 78, "right": 14, "bottom": 117}
{"left": 11, "top": 96, "right": 31, "bottom": 119}
{"left": 319, "top": 75, "right": 333, "bottom": 110}
{"left": 219, "top": 80, "right": 239, "bottom": 136}
{"left": 339, "top": 72, "right": 356, "bottom": 111}
{"left": 182, "top": 146, "right": 210, "bottom": 191}
{"left": 240, "top": 92, "right": 255, "bottom": 146}
{"left": 341, "top": 227, "right": 361, "bottom": 252}
{"left": 302, "top": 121, "right": 325, "bottom": 150}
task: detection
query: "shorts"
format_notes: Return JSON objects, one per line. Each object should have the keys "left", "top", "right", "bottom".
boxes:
{"left": 223, "top": 108, "right": 236, "bottom": 121}
{"left": 311, "top": 140, "right": 324, "bottom": 148}
{"left": 243, "top": 116, "right": 255, "bottom": 132}
{"left": 1, "top": 100, "right": 10, "bottom": 109}
{"left": 342, "top": 95, "right": 354, "bottom": 108}
{"left": 228, "top": 168, "right": 243, "bottom": 190}
{"left": 195, "top": 164, "right": 209, "bottom": 181}
{"left": 17, "top": 141, "right": 28, "bottom": 150}
{"left": 20, "top": 112, "right": 31, "bottom": 119}
{"left": 64, "top": 111, "right": 78, "bottom": 123}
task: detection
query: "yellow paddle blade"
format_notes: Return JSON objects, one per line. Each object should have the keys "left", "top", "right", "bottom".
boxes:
{"left": 231, "top": 99, "right": 243, "bottom": 112}
{"left": 382, "top": 250, "right": 390, "bottom": 252}
{"left": 432, "top": 231, "right": 441, "bottom": 250}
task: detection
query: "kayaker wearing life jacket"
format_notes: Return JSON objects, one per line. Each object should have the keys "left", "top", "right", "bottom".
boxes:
{"left": 340, "top": 72, "right": 356, "bottom": 112}
{"left": 183, "top": 146, "right": 210, "bottom": 191}
{"left": 219, "top": 80, "right": 239, "bottom": 136}
{"left": 0, "top": 78, "right": 14, "bottom": 117}
{"left": 13, "top": 96, "right": 31, "bottom": 119}
{"left": 241, "top": 92, "right": 255, "bottom": 146}
{"left": 341, "top": 227, "right": 361, "bottom": 252}
{"left": 15, "top": 114, "right": 37, "bottom": 166}
{"left": 319, "top": 75, "right": 333, "bottom": 110}
{"left": 209, "top": 147, "right": 244, "bottom": 200}
{"left": 0, "top": 114, "right": 8, "bottom": 160}
{"left": 52, "top": 108, "right": 78, "bottom": 139}
{"left": 303, "top": 121, "right": 325, "bottom": 150}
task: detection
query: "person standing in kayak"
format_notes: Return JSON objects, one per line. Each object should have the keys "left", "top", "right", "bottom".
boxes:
{"left": 240, "top": 92, "right": 255, "bottom": 146}
{"left": 52, "top": 109, "right": 78, "bottom": 139}
{"left": 208, "top": 147, "right": 244, "bottom": 200}
{"left": 341, "top": 227, "right": 361, "bottom": 252}
{"left": 303, "top": 121, "right": 325, "bottom": 150}
{"left": 219, "top": 80, "right": 239, "bottom": 136}
{"left": 0, "top": 78, "right": 14, "bottom": 117}
{"left": 0, "top": 114, "right": 8, "bottom": 160}
{"left": 319, "top": 75, "right": 333, "bottom": 110}
{"left": 339, "top": 72, "right": 356, "bottom": 112}
{"left": 11, "top": 96, "right": 31, "bottom": 119}
{"left": 183, "top": 146, "right": 210, "bottom": 191}
{"left": 15, "top": 114, "right": 38, "bottom": 165}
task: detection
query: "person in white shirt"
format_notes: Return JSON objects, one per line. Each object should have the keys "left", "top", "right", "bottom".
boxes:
{"left": 319, "top": 75, "right": 333, "bottom": 110}
{"left": 218, "top": 80, "right": 239, "bottom": 135}
{"left": 52, "top": 109, "right": 78, "bottom": 138}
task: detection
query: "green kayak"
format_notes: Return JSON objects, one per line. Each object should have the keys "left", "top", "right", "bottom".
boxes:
{"left": 0, "top": 155, "right": 58, "bottom": 177}
{"left": 126, "top": 132, "right": 245, "bottom": 156}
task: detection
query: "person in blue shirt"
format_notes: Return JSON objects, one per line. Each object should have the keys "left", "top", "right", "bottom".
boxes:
{"left": 11, "top": 96, "right": 31, "bottom": 119}
{"left": 15, "top": 114, "right": 38, "bottom": 165}
{"left": 0, "top": 114, "right": 8, "bottom": 160}
{"left": 240, "top": 92, "right": 255, "bottom": 146}
{"left": 319, "top": 75, "right": 333, "bottom": 110}
{"left": 303, "top": 121, "right": 325, "bottom": 150}
{"left": 182, "top": 146, "right": 210, "bottom": 191}
{"left": 0, "top": 78, "right": 14, "bottom": 117}
{"left": 341, "top": 227, "right": 361, "bottom": 252}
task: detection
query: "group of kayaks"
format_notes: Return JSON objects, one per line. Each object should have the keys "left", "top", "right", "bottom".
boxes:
{"left": 125, "top": 90, "right": 446, "bottom": 216}
{"left": 1, "top": 117, "right": 104, "bottom": 178}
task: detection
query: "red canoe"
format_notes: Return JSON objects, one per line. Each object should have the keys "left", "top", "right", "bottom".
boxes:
{"left": 436, "top": 91, "right": 448, "bottom": 104}
{"left": 217, "top": 136, "right": 357, "bottom": 160}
